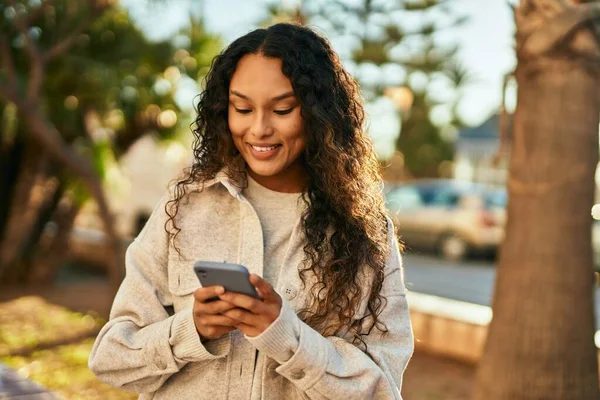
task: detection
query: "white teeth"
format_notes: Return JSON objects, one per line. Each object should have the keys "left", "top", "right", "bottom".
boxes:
{"left": 251, "top": 145, "right": 278, "bottom": 152}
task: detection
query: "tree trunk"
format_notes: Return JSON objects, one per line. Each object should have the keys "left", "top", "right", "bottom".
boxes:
{"left": 28, "top": 194, "right": 80, "bottom": 284}
{"left": 0, "top": 141, "right": 58, "bottom": 283}
{"left": 474, "top": 2, "right": 600, "bottom": 396}
{"left": 16, "top": 102, "right": 123, "bottom": 291}
{"left": 0, "top": 134, "right": 24, "bottom": 242}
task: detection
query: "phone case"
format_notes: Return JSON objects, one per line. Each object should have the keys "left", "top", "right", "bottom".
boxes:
{"left": 193, "top": 261, "right": 259, "bottom": 299}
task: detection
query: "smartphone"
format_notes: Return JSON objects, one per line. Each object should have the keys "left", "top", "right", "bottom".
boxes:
{"left": 193, "top": 261, "right": 260, "bottom": 301}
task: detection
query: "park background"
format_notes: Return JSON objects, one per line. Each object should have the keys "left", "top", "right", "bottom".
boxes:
{"left": 1, "top": 0, "right": 599, "bottom": 399}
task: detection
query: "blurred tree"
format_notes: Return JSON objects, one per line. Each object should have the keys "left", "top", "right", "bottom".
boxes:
{"left": 397, "top": 61, "right": 475, "bottom": 177}
{"left": 304, "top": 0, "right": 470, "bottom": 177}
{"left": 474, "top": 1, "right": 600, "bottom": 398}
{"left": 395, "top": 91, "right": 453, "bottom": 177}
{"left": 0, "top": 1, "right": 221, "bottom": 286}
{"left": 261, "top": 2, "right": 308, "bottom": 26}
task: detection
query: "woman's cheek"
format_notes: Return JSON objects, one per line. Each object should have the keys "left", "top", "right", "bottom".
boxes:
{"left": 228, "top": 110, "right": 245, "bottom": 133}
{"left": 229, "top": 122, "right": 247, "bottom": 141}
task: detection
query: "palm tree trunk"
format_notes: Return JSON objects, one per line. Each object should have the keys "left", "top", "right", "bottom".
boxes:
{"left": 474, "top": 2, "right": 600, "bottom": 396}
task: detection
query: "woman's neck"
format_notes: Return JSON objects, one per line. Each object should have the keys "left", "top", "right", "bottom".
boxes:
{"left": 247, "top": 164, "right": 306, "bottom": 193}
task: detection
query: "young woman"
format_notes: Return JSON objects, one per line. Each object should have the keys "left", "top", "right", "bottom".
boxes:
{"left": 89, "top": 23, "right": 413, "bottom": 399}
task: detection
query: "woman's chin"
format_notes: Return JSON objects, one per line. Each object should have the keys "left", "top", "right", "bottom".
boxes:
{"left": 246, "top": 163, "right": 281, "bottom": 179}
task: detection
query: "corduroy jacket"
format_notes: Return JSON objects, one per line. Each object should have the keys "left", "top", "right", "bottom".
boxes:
{"left": 89, "top": 170, "right": 414, "bottom": 399}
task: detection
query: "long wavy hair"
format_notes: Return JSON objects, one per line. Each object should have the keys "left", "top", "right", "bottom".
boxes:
{"left": 166, "top": 23, "right": 393, "bottom": 351}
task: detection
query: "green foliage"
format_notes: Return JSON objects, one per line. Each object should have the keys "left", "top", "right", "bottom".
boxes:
{"left": 185, "top": 17, "right": 223, "bottom": 81}
{"left": 396, "top": 92, "right": 454, "bottom": 177}
{"left": 0, "top": 1, "right": 222, "bottom": 282}
{"left": 42, "top": 7, "right": 179, "bottom": 147}
{"left": 352, "top": 39, "right": 390, "bottom": 66}
{"left": 261, "top": 3, "right": 308, "bottom": 28}
{"left": 1, "top": 0, "right": 221, "bottom": 172}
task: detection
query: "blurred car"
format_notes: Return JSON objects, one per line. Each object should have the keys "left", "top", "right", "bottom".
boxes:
{"left": 385, "top": 179, "right": 507, "bottom": 261}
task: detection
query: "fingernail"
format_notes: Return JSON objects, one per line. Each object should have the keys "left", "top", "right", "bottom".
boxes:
{"left": 216, "top": 286, "right": 224, "bottom": 294}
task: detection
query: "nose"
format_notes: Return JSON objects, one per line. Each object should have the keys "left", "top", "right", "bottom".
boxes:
{"left": 248, "top": 110, "right": 274, "bottom": 138}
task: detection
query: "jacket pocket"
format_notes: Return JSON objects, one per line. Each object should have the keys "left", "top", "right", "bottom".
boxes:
{"left": 167, "top": 258, "right": 201, "bottom": 316}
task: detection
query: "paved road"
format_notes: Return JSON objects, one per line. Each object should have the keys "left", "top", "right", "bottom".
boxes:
{"left": 402, "top": 251, "right": 600, "bottom": 327}
{"left": 0, "top": 362, "right": 57, "bottom": 399}
{"left": 403, "top": 252, "right": 496, "bottom": 306}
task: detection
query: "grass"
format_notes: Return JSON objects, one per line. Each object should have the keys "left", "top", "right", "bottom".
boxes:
{"left": 3, "top": 339, "right": 137, "bottom": 399}
{"left": 0, "top": 296, "right": 135, "bottom": 399}
{"left": 0, "top": 296, "right": 103, "bottom": 357}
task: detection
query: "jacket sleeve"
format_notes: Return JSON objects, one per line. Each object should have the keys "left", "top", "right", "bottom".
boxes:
{"left": 247, "top": 217, "right": 414, "bottom": 399}
{"left": 88, "top": 193, "right": 231, "bottom": 393}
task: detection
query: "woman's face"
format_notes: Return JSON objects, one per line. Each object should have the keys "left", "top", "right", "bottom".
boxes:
{"left": 228, "top": 54, "right": 306, "bottom": 193}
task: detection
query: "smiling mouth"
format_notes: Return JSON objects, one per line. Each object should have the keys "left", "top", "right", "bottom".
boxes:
{"left": 250, "top": 144, "right": 281, "bottom": 152}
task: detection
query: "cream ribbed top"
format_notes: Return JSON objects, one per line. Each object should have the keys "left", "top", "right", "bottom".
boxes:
{"left": 243, "top": 174, "right": 303, "bottom": 287}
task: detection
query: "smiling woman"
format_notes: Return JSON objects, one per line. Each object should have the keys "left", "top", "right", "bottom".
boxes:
{"left": 88, "top": 23, "right": 414, "bottom": 400}
{"left": 228, "top": 55, "right": 306, "bottom": 193}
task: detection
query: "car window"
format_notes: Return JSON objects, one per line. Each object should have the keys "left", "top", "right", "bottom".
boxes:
{"left": 430, "top": 189, "right": 461, "bottom": 207}
{"left": 386, "top": 186, "right": 423, "bottom": 212}
{"left": 484, "top": 189, "right": 507, "bottom": 208}
{"left": 415, "top": 186, "right": 438, "bottom": 205}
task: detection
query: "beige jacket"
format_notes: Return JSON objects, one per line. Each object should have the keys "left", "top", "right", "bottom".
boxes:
{"left": 89, "top": 171, "right": 414, "bottom": 399}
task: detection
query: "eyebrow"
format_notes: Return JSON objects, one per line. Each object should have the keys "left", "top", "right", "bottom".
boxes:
{"left": 230, "top": 90, "right": 295, "bottom": 102}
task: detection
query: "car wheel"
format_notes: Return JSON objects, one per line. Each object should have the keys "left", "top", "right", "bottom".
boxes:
{"left": 438, "top": 234, "right": 468, "bottom": 262}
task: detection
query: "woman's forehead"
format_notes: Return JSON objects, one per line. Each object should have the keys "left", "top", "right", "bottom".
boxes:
{"left": 230, "top": 54, "right": 293, "bottom": 98}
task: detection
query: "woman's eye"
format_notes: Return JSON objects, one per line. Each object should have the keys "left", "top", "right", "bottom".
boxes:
{"left": 274, "top": 108, "right": 294, "bottom": 115}
{"left": 234, "top": 108, "right": 252, "bottom": 114}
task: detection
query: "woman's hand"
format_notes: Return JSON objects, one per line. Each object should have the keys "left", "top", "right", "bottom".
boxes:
{"left": 193, "top": 286, "right": 240, "bottom": 340}
{"left": 218, "top": 274, "right": 283, "bottom": 337}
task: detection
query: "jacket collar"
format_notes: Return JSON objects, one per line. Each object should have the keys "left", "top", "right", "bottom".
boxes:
{"left": 197, "top": 158, "right": 308, "bottom": 204}
{"left": 197, "top": 157, "right": 247, "bottom": 200}
{"left": 203, "top": 168, "right": 245, "bottom": 199}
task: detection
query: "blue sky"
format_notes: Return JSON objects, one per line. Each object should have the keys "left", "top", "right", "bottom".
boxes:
{"left": 121, "top": 0, "right": 516, "bottom": 157}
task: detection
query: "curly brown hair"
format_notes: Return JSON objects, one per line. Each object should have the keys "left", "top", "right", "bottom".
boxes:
{"left": 166, "top": 23, "right": 393, "bottom": 351}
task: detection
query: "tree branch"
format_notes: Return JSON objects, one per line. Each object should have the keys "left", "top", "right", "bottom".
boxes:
{"left": 43, "top": 18, "right": 91, "bottom": 62}
{"left": 0, "top": 34, "right": 17, "bottom": 97}
{"left": 43, "top": 1, "right": 111, "bottom": 62}
{"left": 520, "top": 2, "right": 600, "bottom": 58}
{"left": 26, "top": 0, "right": 54, "bottom": 26}
{"left": 8, "top": 0, "right": 45, "bottom": 104}
{"left": 0, "top": 82, "right": 20, "bottom": 109}
{"left": 25, "top": 51, "right": 44, "bottom": 105}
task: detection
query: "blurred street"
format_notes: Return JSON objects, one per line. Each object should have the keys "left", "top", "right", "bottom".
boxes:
{"left": 404, "top": 253, "right": 600, "bottom": 328}
{"left": 404, "top": 252, "right": 494, "bottom": 306}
